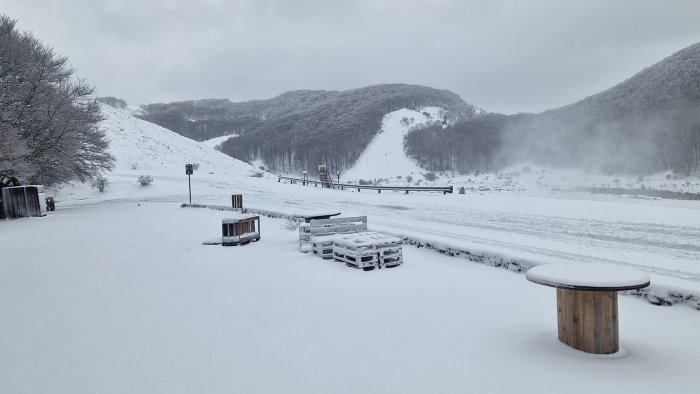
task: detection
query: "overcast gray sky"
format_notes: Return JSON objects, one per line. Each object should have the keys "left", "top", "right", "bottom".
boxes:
{"left": 4, "top": 0, "right": 700, "bottom": 114}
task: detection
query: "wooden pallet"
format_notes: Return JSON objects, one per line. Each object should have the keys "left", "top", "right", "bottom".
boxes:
{"left": 332, "top": 232, "right": 403, "bottom": 270}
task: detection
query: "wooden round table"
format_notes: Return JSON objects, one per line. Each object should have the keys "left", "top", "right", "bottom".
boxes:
{"left": 526, "top": 263, "right": 650, "bottom": 354}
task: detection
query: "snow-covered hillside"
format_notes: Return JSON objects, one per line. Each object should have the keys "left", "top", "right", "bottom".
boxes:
{"left": 102, "top": 105, "right": 254, "bottom": 177}
{"left": 49, "top": 105, "right": 267, "bottom": 203}
{"left": 343, "top": 107, "right": 444, "bottom": 181}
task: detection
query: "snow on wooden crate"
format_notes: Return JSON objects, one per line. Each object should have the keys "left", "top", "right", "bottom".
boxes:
{"left": 222, "top": 214, "right": 261, "bottom": 246}
{"left": 332, "top": 232, "right": 403, "bottom": 270}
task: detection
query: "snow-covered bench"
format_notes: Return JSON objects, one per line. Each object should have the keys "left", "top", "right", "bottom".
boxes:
{"left": 299, "top": 216, "right": 367, "bottom": 254}
{"left": 332, "top": 231, "right": 403, "bottom": 271}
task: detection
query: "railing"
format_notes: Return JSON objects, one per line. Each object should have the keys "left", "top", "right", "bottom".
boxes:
{"left": 277, "top": 176, "right": 453, "bottom": 194}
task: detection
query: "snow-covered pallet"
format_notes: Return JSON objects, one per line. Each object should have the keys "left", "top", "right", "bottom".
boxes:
{"left": 299, "top": 216, "right": 367, "bottom": 253}
{"left": 332, "top": 232, "right": 403, "bottom": 270}
{"left": 311, "top": 234, "right": 339, "bottom": 259}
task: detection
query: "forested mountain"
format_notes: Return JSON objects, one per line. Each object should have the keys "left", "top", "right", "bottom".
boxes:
{"left": 407, "top": 42, "right": 700, "bottom": 175}
{"left": 138, "top": 84, "right": 478, "bottom": 174}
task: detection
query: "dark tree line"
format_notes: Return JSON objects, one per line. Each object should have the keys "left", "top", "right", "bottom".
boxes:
{"left": 0, "top": 15, "right": 113, "bottom": 185}
{"left": 405, "top": 114, "right": 506, "bottom": 173}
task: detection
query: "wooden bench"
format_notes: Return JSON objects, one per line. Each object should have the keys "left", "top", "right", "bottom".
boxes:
{"left": 526, "top": 262, "right": 650, "bottom": 354}
{"left": 332, "top": 231, "right": 403, "bottom": 271}
{"left": 299, "top": 216, "right": 367, "bottom": 254}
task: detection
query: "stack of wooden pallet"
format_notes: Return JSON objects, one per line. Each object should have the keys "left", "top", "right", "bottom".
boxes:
{"left": 332, "top": 232, "right": 403, "bottom": 270}
{"left": 298, "top": 216, "right": 404, "bottom": 270}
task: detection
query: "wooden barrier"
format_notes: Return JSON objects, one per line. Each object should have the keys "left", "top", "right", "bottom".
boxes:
{"left": 278, "top": 176, "right": 453, "bottom": 194}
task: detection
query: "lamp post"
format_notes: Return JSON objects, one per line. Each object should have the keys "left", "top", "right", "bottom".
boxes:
{"left": 185, "top": 164, "right": 194, "bottom": 203}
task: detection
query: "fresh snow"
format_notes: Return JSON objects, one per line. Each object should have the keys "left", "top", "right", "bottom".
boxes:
{"left": 3, "top": 105, "right": 700, "bottom": 392}
{"left": 526, "top": 262, "right": 651, "bottom": 289}
{"left": 342, "top": 107, "right": 444, "bottom": 181}
{"left": 1, "top": 204, "right": 699, "bottom": 393}
{"left": 201, "top": 134, "right": 239, "bottom": 150}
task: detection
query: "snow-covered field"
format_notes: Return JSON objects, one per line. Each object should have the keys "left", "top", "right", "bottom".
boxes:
{"left": 2, "top": 204, "right": 699, "bottom": 393}
{"left": 2, "top": 105, "right": 700, "bottom": 392}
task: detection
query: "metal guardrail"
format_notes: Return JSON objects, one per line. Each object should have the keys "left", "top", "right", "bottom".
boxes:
{"left": 278, "top": 176, "right": 453, "bottom": 194}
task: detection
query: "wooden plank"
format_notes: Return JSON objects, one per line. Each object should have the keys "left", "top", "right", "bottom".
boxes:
{"left": 557, "top": 289, "right": 618, "bottom": 354}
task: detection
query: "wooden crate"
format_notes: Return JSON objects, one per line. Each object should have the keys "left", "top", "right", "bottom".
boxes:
{"left": 222, "top": 215, "right": 260, "bottom": 246}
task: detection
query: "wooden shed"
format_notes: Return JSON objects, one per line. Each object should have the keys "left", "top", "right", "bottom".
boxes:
{"left": 222, "top": 215, "right": 261, "bottom": 246}
{"left": 1, "top": 185, "right": 46, "bottom": 219}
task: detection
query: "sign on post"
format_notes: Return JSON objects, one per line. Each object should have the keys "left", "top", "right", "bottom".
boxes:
{"left": 185, "top": 164, "right": 194, "bottom": 203}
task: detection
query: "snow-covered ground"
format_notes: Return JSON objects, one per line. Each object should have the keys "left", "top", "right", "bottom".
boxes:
{"left": 1, "top": 204, "right": 699, "bottom": 393}
{"left": 201, "top": 134, "right": 238, "bottom": 150}
{"left": 2, "top": 105, "right": 700, "bottom": 392}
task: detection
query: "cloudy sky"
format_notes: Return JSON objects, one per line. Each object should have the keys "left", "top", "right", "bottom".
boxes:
{"left": 4, "top": 0, "right": 700, "bottom": 113}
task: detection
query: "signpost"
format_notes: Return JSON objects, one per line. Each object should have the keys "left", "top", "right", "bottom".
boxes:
{"left": 185, "top": 164, "right": 194, "bottom": 203}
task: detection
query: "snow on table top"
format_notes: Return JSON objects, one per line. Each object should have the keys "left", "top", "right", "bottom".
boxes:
{"left": 526, "top": 262, "right": 650, "bottom": 290}
{"left": 296, "top": 212, "right": 341, "bottom": 218}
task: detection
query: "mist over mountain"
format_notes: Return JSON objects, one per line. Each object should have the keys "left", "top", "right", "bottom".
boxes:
{"left": 407, "top": 42, "right": 700, "bottom": 175}
{"left": 138, "top": 84, "right": 478, "bottom": 174}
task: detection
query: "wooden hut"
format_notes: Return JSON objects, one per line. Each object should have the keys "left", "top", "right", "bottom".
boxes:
{"left": 222, "top": 215, "right": 261, "bottom": 246}
{"left": 1, "top": 185, "right": 46, "bottom": 219}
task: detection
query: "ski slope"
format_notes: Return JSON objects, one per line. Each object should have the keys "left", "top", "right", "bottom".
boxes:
{"left": 343, "top": 107, "right": 444, "bottom": 181}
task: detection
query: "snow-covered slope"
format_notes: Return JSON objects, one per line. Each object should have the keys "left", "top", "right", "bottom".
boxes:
{"left": 342, "top": 107, "right": 444, "bottom": 181}
{"left": 102, "top": 105, "right": 254, "bottom": 177}
{"left": 49, "top": 105, "right": 266, "bottom": 202}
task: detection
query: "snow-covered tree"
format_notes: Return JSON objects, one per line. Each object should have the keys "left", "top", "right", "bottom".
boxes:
{"left": 0, "top": 14, "right": 114, "bottom": 184}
